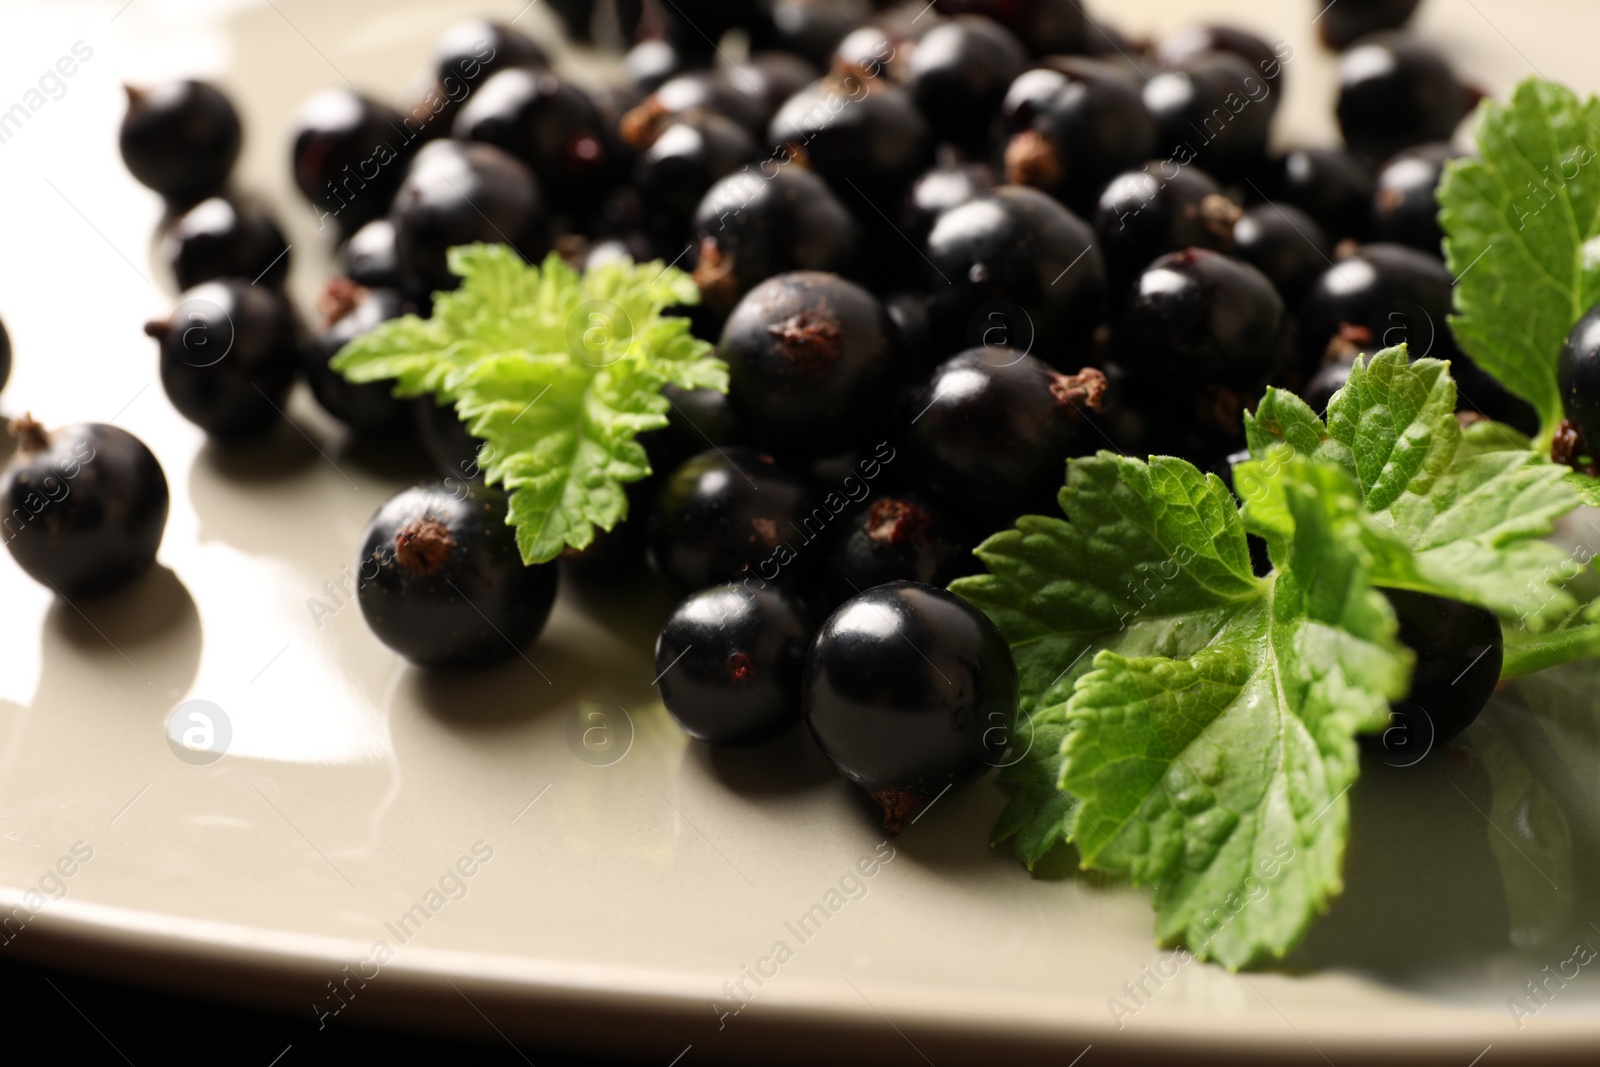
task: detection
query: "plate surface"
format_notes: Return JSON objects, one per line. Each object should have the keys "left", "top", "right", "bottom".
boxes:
{"left": 3, "top": 1, "right": 1600, "bottom": 1063}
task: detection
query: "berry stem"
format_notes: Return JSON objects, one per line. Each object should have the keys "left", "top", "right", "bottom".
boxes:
{"left": 8, "top": 414, "right": 49, "bottom": 454}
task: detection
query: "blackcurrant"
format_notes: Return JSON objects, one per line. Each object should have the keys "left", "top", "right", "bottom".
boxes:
{"left": 303, "top": 280, "right": 411, "bottom": 435}
{"left": 119, "top": 80, "right": 241, "bottom": 207}
{"left": 1363, "top": 589, "right": 1502, "bottom": 764}
{"left": 357, "top": 482, "right": 557, "bottom": 668}
{"left": 833, "top": 26, "right": 904, "bottom": 81}
{"left": 143, "top": 280, "right": 299, "bottom": 441}
{"left": 802, "top": 581, "right": 1019, "bottom": 831}
{"left": 161, "top": 197, "right": 290, "bottom": 291}
{"left": 1157, "top": 24, "right": 1287, "bottom": 104}
{"left": 906, "top": 16, "right": 1027, "bottom": 153}
{"left": 1303, "top": 355, "right": 1355, "bottom": 416}
{"left": 1371, "top": 143, "right": 1466, "bottom": 255}
{"left": 452, "top": 69, "right": 615, "bottom": 212}
{"left": 1336, "top": 34, "right": 1475, "bottom": 164}
{"left": 433, "top": 18, "right": 549, "bottom": 88}
{"left": 906, "top": 348, "right": 1104, "bottom": 513}
{"left": 624, "top": 40, "right": 687, "bottom": 93}
{"left": 1557, "top": 300, "right": 1600, "bottom": 460}
{"left": 932, "top": 0, "right": 1088, "bottom": 58}
{"left": 758, "top": 0, "right": 866, "bottom": 69}
{"left": 1094, "top": 163, "right": 1240, "bottom": 286}
{"left": 924, "top": 186, "right": 1107, "bottom": 365}
{"left": 904, "top": 162, "right": 999, "bottom": 245}
{"left": 389, "top": 139, "right": 545, "bottom": 298}
{"left": 339, "top": 219, "right": 402, "bottom": 290}
{"left": 824, "top": 494, "right": 972, "bottom": 611}
{"left": 1143, "top": 52, "right": 1274, "bottom": 182}
{"left": 641, "top": 383, "right": 745, "bottom": 478}
{"left": 729, "top": 51, "right": 822, "bottom": 120}
{"left": 414, "top": 398, "right": 487, "bottom": 482}
{"left": 1274, "top": 146, "right": 1374, "bottom": 241}
{"left": 1232, "top": 203, "right": 1331, "bottom": 303}
{"left": 2, "top": 417, "right": 169, "bottom": 598}
{"left": 999, "top": 58, "right": 1156, "bottom": 212}
{"left": 691, "top": 166, "right": 859, "bottom": 312}
{"left": 0, "top": 314, "right": 11, "bottom": 396}
{"left": 648, "top": 447, "right": 816, "bottom": 591}
{"left": 631, "top": 111, "right": 758, "bottom": 225}
{"left": 655, "top": 583, "right": 813, "bottom": 745}
{"left": 767, "top": 75, "right": 933, "bottom": 203}
{"left": 719, "top": 271, "right": 905, "bottom": 459}
{"left": 291, "top": 89, "right": 415, "bottom": 239}
{"left": 630, "top": 72, "right": 766, "bottom": 138}
{"left": 1120, "top": 247, "right": 1286, "bottom": 391}
{"left": 1319, "top": 0, "right": 1424, "bottom": 51}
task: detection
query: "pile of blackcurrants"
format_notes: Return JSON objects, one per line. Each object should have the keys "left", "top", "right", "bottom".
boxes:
{"left": 0, "top": 0, "right": 1525, "bottom": 828}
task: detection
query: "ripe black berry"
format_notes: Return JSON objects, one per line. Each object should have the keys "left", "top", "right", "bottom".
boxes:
{"left": 767, "top": 76, "right": 933, "bottom": 203}
{"left": 1000, "top": 58, "right": 1156, "bottom": 211}
{"left": 631, "top": 111, "right": 758, "bottom": 225}
{"left": 802, "top": 581, "right": 1018, "bottom": 832}
{"left": 632, "top": 72, "right": 766, "bottom": 138}
{"left": 648, "top": 447, "right": 816, "bottom": 592}
{"left": 932, "top": 0, "right": 1088, "bottom": 58}
{"left": 1121, "top": 247, "right": 1286, "bottom": 391}
{"left": 906, "top": 16, "right": 1026, "bottom": 153}
{"left": 905, "top": 163, "right": 999, "bottom": 245}
{"left": 1557, "top": 301, "right": 1600, "bottom": 460}
{"left": 924, "top": 186, "right": 1107, "bottom": 364}
{"left": 161, "top": 197, "right": 290, "bottom": 291}
{"left": 303, "top": 280, "right": 411, "bottom": 435}
{"left": 1371, "top": 143, "right": 1466, "bottom": 255}
{"left": 1142, "top": 52, "right": 1274, "bottom": 181}
{"left": 144, "top": 280, "right": 299, "bottom": 441}
{"left": 691, "top": 167, "right": 859, "bottom": 312}
{"left": 453, "top": 70, "right": 615, "bottom": 212}
{"left": 1094, "top": 163, "right": 1239, "bottom": 286}
{"left": 0, "top": 316, "right": 10, "bottom": 396}
{"left": 291, "top": 89, "right": 415, "bottom": 238}
{"left": 1231, "top": 203, "right": 1331, "bottom": 303}
{"left": 1303, "top": 356, "right": 1356, "bottom": 416}
{"left": 434, "top": 18, "right": 549, "bottom": 86}
{"left": 907, "top": 348, "right": 1104, "bottom": 513}
{"left": 390, "top": 140, "right": 545, "bottom": 298}
{"left": 119, "top": 80, "right": 241, "bottom": 207}
{"left": 2, "top": 417, "right": 169, "bottom": 598}
{"left": 414, "top": 399, "right": 486, "bottom": 482}
{"left": 825, "top": 495, "right": 972, "bottom": 611}
{"left": 656, "top": 583, "right": 813, "bottom": 745}
{"left": 1336, "top": 34, "right": 1476, "bottom": 164}
{"left": 357, "top": 482, "right": 557, "bottom": 668}
{"left": 719, "top": 271, "right": 905, "bottom": 459}
{"left": 1363, "top": 589, "right": 1501, "bottom": 764}
{"left": 1157, "top": 24, "right": 1286, "bottom": 103}
{"left": 1319, "top": 0, "right": 1424, "bottom": 50}
{"left": 339, "top": 219, "right": 402, "bottom": 289}
{"left": 1274, "top": 146, "right": 1374, "bottom": 240}
{"left": 624, "top": 40, "right": 686, "bottom": 93}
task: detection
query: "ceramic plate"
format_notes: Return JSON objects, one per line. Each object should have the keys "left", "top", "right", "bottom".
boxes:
{"left": 3, "top": 1, "right": 1600, "bottom": 1063}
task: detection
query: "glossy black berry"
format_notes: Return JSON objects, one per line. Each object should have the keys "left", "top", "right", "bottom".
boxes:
{"left": 434, "top": 18, "right": 549, "bottom": 87}
{"left": 691, "top": 167, "right": 859, "bottom": 312}
{"left": 907, "top": 16, "right": 1026, "bottom": 152}
{"left": 632, "top": 111, "right": 758, "bottom": 223}
{"left": 802, "top": 581, "right": 1019, "bottom": 832}
{"left": 414, "top": 398, "right": 486, "bottom": 482}
{"left": 729, "top": 52, "right": 822, "bottom": 121}
{"left": 1121, "top": 248, "right": 1286, "bottom": 391}
{"left": 453, "top": 69, "right": 614, "bottom": 210}
{"left": 1142, "top": 52, "right": 1274, "bottom": 181}
{"left": 933, "top": 0, "right": 1088, "bottom": 58}
{"left": 144, "top": 280, "right": 299, "bottom": 441}
{"left": 907, "top": 348, "right": 1104, "bottom": 513}
{"left": 389, "top": 139, "right": 545, "bottom": 298}
{"left": 1371, "top": 143, "right": 1466, "bottom": 255}
{"left": 1000, "top": 58, "right": 1156, "bottom": 211}
{"left": 924, "top": 186, "right": 1107, "bottom": 364}
{"left": 2, "top": 417, "right": 169, "bottom": 598}
{"left": 758, "top": 0, "right": 863, "bottom": 68}
{"left": 357, "top": 482, "right": 557, "bottom": 668}
{"left": 303, "top": 280, "right": 411, "bottom": 435}
{"left": 825, "top": 495, "right": 972, "bottom": 611}
{"left": 624, "top": 40, "right": 686, "bottom": 93}
{"left": 648, "top": 447, "right": 815, "bottom": 592}
{"left": 631, "top": 72, "right": 766, "bottom": 138}
{"left": 1319, "top": 0, "right": 1424, "bottom": 50}
{"left": 655, "top": 583, "right": 813, "bottom": 745}
{"left": 719, "top": 272, "right": 905, "bottom": 459}
{"left": 1094, "top": 163, "right": 1239, "bottom": 285}
{"left": 161, "top": 197, "right": 290, "bottom": 291}
{"left": 1232, "top": 203, "right": 1331, "bottom": 303}
{"left": 339, "top": 219, "right": 402, "bottom": 289}
{"left": 904, "top": 163, "right": 999, "bottom": 245}
{"left": 1557, "top": 301, "right": 1600, "bottom": 457}
{"left": 768, "top": 76, "right": 933, "bottom": 203}
{"left": 1336, "top": 34, "right": 1475, "bottom": 164}
{"left": 1303, "top": 356, "right": 1355, "bottom": 416}
{"left": 0, "top": 315, "right": 10, "bottom": 396}
{"left": 1157, "top": 24, "right": 1287, "bottom": 103}
{"left": 119, "top": 80, "right": 241, "bottom": 207}
{"left": 1275, "top": 147, "right": 1374, "bottom": 241}
{"left": 641, "top": 383, "right": 745, "bottom": 477}
{"left": 1363, "top": 589, "right": 1502, "bottom": 764}
{"left": 291, "top": 89, "right": 414, "bottom": 238}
